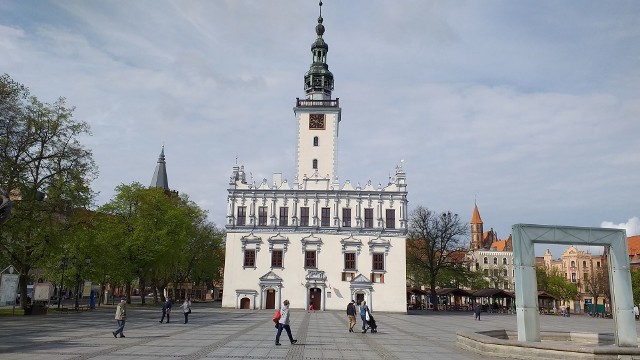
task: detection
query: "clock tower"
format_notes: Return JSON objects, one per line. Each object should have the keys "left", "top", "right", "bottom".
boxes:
{"left": 294, "top": 1, "right": 341, "bottom": 186}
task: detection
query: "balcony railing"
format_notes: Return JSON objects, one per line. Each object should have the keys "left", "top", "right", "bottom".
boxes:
{"left": 296, "top": 98, "right": 339, "bottom": 108}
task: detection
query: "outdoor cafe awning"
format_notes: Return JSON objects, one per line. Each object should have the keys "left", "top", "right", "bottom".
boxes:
{"left": 435, "top": 288, "right": 474, "bottom": 297}
{"left": 407, "top": 287, "right": 429, "bottom": 296}
{"left": 471, "top": 288, "right": 514, "bottom": 298}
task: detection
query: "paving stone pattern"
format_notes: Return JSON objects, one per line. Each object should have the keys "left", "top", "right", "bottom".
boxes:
{"left": 0, "top": 303, "right": 635, "bottom": 360}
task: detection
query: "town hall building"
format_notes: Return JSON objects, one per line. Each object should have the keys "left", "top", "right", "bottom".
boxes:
{"left": 221, "top": 3, "right": 408, "bottom": 313}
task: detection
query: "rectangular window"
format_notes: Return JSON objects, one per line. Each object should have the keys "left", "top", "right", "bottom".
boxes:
{"left": 271, "top": 250, "right": 283, "bottom": 268}
{"left": 305, "top": 250, "right": 316, "bottom": 268}
{"left": 372, "top": 253, "right": 384, "bottom": 271}
{"left": 342, "top": 208, "right": 351, "bottom": 227}
{"left": 237, "top": 206, "right": 246, "bottom": 226}
{"left": 385, "top": 209, "right": 396, "bottom": 229}
{"left": 300, "top": 207, "right": 309, "bottom": 226}
{"left": 344, "top": 252, "right": 356, "bottom": 270}
{"left": 321, "top": 207, "right": 330, "bottom": 227}
{"left": 244, "top": 249, "right": 255, "bottom": 267}
{"left": 279, "top": 207, "right": 288, "bottom": 226}
{"left": 258, "top": 207, "right": 268, "bottom": 226}
{"left": 364, "top": 208, "right": 373, "bottom": 228}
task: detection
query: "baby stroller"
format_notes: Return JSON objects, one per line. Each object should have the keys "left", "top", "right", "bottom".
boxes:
{"left": 367, "top": 312, "right": 378, "bottom": 333}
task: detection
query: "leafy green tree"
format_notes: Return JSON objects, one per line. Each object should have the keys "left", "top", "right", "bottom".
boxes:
{"left": 177, "top": 206, "right": 225, "bottom": 300}
{"left": 98, "top": 183, "right": 191, "bottom": 304}
{"left": 96, "top": 184, "right": 224, "bottom": 304}
{"left": 537, "top": 266, "right": 578, "bottom": 303}
{"left": 465, "top": 268, "right": 490, "bottom": 290}
{"left": 631, "top": 267, "right": 640, "bottom": 306}
{"left": 406, "top": 206, "right": 468, "bottom": 311}
{"left": 0, "top": 74, "right": 96, "bottom": 307}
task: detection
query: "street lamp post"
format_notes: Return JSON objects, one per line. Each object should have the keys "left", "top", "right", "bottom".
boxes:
{"left": 57, "top": 257, "right": 68, "bottom": 309}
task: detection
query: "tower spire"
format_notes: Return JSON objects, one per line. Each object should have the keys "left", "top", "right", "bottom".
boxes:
{"left": 304, "top": 1, "right": 334, "bottom": 100}
{"left": 150, "top": 145, "right": 169, "bottom": 190}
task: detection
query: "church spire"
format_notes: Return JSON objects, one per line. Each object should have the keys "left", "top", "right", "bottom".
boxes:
{"left": 150, "top": 146, "right": 169, "bottom": 190}
{"left": 304, "top": 1, "right": 334, "bottom": 100}
{"left": 470, "top": 203, "right": 484, "bottom": 250}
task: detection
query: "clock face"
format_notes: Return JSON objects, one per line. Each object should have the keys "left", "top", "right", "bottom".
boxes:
{"left": 309, "top": 114, "right": 325, "bottom": 130}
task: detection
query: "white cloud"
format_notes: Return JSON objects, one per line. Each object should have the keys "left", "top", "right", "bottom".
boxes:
{"left": 601, "top": 217, "right": 640, "bottom": 237}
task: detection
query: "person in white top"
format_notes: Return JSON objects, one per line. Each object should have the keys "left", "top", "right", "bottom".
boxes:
{"left": 275, "top": 300, "right": 298, "bottom": 346}
{"left": 180, "top": 297, "right": 192, "bottom": 324}
{"left": 112, "top": 299, "right": 127, "bottom": 338}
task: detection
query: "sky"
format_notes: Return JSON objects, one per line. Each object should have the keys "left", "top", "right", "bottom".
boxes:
{"left": 1, "top": 1, "right": 639, "bottom": 257}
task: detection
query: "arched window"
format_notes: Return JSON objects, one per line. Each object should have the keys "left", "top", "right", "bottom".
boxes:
{"left": 313, "top": 136, "right": 319, "bottom": 146}
{"left": 483, "top": 257, "right": 488, "bottom": 264}
{"left": 493, "top": 257, "right": 498, "bottom": 265}
{"left": 571, "top": 261, "right": 575, "bottom": 267}
{"left": 582, "top": 261, "right": 587, "bottom": 268}
{"left": 502, "top": 257, "right": 507, "bottom": 265}
{"left": 312, "top": 159, "right": 318, "bottom": 169}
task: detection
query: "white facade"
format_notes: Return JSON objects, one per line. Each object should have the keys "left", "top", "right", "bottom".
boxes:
{"left": 221, "top": 164, "right": 408, "bottom": 312}
{"left": 221, "top": 4, "right": 409, "bottom": 313}
{"left": 468, "top": 250, "right": 515, "bottom": 290}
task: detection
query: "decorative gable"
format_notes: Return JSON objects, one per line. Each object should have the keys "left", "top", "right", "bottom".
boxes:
{"left": 241, "top": 232, "right": 262, "bottom": 251}
{"left": 368, "top": 235, "right": 391, "bottom": 254}
{"left": 351, "top": 274, "right": 371, "bottom": 283}
{"left": 340, "top": 233, "right": 363, "bottom": 254}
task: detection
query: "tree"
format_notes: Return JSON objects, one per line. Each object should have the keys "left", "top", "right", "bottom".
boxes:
{"left": 98, "top": 183, "right": 190, "bottom": 304}
{"left": 406, "top": 206, "right": 468, "bottom": 311}
{"left": 537, "top": 266, "right": 578, "bottom": 304}
{"left": 0, "top": 74, "right": 97, "bottom": 307}
{"left": 631, "top": 267, "right": 640, "bottom": 306}
{"left": 583, "top": 264, "right": 609, "bottom": 315}
{"left": 96, "top": 184, "right": 224, "bottom": 304}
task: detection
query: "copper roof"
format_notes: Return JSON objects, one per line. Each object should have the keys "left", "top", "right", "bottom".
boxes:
{"left": 471, "top": 204, "right": 483, "bottom": 224}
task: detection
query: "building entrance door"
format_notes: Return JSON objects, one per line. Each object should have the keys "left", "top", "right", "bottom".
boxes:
{"left": 240, "top": 297, "right": 250, "bottom": 309}
{"left": 355, "top": 292, "right": 365, "bottom": 305}
{"left": 266, "top": 289, "right": 275, "bottom": 309}
{"left": 309, "top": 288, "right": 321, "bottom": 310}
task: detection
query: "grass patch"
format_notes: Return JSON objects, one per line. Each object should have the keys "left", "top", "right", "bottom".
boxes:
{"left": 0, "top": 307, "right": 24, "bottom": 316}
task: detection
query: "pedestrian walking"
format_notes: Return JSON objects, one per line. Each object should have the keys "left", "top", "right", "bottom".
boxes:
{"left": 346, "top": 300, "right": 357, "bottom": 332}
{"left": 180, "top": 297, "right": 192, "bottom": 324}
{"left": 275, "top": 300, "right": 298, "bottom": 346}
{"left": 360, "top": 300, "right": 370, "bottom": 332}
{"left": 634, "top": 305, "right": 639, "bottom": 320}
{"left": 160, "top": 298, "right": 172, "bottom": 323}
{"left": 308, "top": 302, "right": 314, "bottom": 312}
{"left": 474, "top": 303, "right": 482, "bottom": 320}
{"left": 112, "top": 299, "right": 127, "bottom": 338}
